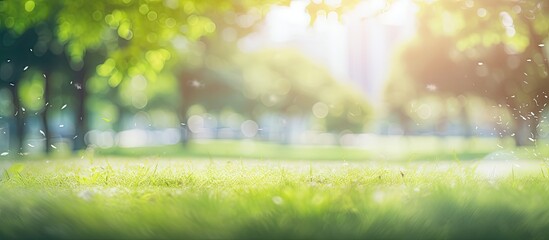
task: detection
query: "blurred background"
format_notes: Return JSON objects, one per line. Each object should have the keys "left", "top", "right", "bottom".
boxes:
{"left": 1, "top": 0, "right": 548, "bottom": 160}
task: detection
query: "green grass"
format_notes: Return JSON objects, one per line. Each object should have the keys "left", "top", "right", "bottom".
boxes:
{"left": 93, "top": 137, "right": 507, "bottom": 161}
{"left": 1, "top": 157, "right": 549, "bottom": 239}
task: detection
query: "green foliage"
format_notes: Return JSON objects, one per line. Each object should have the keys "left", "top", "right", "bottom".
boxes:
{"left": 238, "top": 49, "right": 372, "bottom": 132}
{"left": 174, "top": 46, "right": 372, "bottom": 133}
{"left": 0, "top": 0, "right": 53, "bottom": 34}
{"left": 1, "top": 0, "right": 289, "bottom": 87}
{"left": 384, "top": 0, "right": 549, "bottom": 145}
{"left": 17, "top": 71, "right": 45, "bottom": 112}
{"left": 0, "top": 0, "right": 296, "bottom": 154}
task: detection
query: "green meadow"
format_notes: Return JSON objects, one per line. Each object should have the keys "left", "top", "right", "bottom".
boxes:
{"left": 2, "top": 146, "right": 549, "bottom": 239}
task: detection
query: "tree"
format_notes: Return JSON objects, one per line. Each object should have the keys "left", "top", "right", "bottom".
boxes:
{"left": 172, "top": 45, "right": 372, "bottom": 144}
{"left": 387, "top": 0, "right": 549, "bottom": 146}
{"left": 0, "top": 1, "right": 47, "bottom": 154}
{"left": 237, "top": 49, "right": 372, "bottom": 136}
{"left": 1, "top": 0, "right": 290, "bottom": 155}
{"left": 0, "top": 29, "right": 33, "bottom": 155}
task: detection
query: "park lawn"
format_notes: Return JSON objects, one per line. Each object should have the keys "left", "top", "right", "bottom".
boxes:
{"left": 93, "top": 137, "right": 508, "bottom": 161}
{"left": 1, "top": 157, "right": 549, "bottom": 239}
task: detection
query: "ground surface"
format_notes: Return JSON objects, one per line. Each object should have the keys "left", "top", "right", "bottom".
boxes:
{"left": 1, "top": 156, "right": 549, "bottom": 239}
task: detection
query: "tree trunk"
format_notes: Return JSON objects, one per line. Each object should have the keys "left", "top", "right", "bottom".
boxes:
{"left": 513, "top": 118, "right": 538, "bottom": 147}
{"left": 9, "top": 85, "right": 25, "bottom": 155}
{"left": 42, "top": 71, "right": 51, "bottom": 154}
{"left": 73, "top": 68, "right": 88, "bottom": 151}
{"left": 397, "top": 107, "right": 412, "bottom": 135}
{"left": 458, "top": 97, "right": 473, "bottom": 138}
{"left": 435, "top": 106, "right": 448, "bottom": 137}
{"left": 178, "top": 108, "right": 190, "bottom": 146}
{"left": 178, "top": 75, "right": 193, "bottom": 147}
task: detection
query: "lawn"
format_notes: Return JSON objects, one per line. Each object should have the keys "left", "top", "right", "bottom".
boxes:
{"left": 94, "top": 137, "right": 511, "bottom": 161}
{"left": 1, "top": 156, "right": 549, "bottom": 239}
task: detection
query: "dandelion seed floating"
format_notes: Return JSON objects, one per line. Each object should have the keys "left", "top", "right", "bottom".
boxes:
{"left": 78, "top": 190, "right": 93, "bottom": 201}
{"left": 190, "top": 80, "right": 201, "bottom": 88}
{"left": 272, "top": 196, "right": 283, "bottom": 205}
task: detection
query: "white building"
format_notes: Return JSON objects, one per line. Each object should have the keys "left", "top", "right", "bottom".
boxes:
{"left": 241, "top": 0, "right": 417, "bottom": 105}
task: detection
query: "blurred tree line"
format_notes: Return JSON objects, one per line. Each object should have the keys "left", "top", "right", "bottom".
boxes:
{"left": 3, "top": 0, "right": 547, "bottom": 156}
{"left": 0, "top": 0, "right": 371, "bottom": 156}
{"left": 305, "top": 0, "right": 549, "bottom": 146}
{"left": 383, "top": 0, "right": 549, "bottom": 146}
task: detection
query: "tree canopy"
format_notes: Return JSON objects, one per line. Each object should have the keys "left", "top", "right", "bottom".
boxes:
{"left": 0, "top": 0, "right": 291, "bottom": 154}
{"left": 1, "top": 0, "right": 375, "bottom": 154}
{"left": 386, "top": 0, "right": 549, "bottom": 145}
